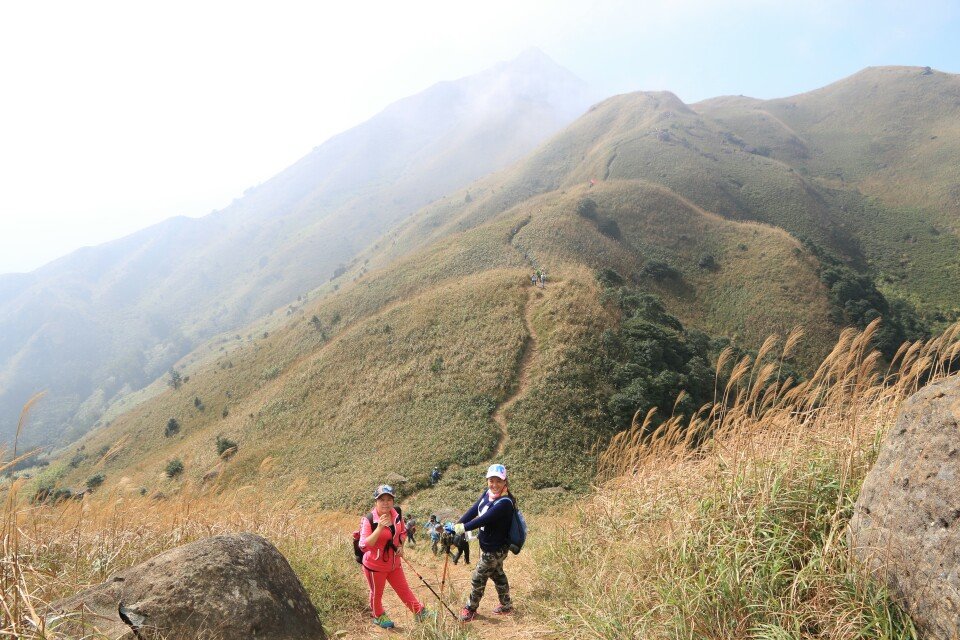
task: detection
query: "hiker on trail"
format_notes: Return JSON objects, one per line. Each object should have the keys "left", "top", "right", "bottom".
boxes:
{"left": 359, "top": 485, "right": 431, "bottom": 628}
{"left": 428, "top": 515, "right": 441, "bottom": 555}
{"left": 430, "top": 467, "right": 441, "bottom": 485}
{"left": 530, "top": 272, "right": 537, "bottom": 286}
{"left": 404, "top": 515, "right": 418, "bottom": 545}
{"left": 439, "top": 524, "right": 455, "bottom": 558}
{"left": 451, "top": 530, "right": 471, "bottom": 565}
{"left": 453, "top": 463, "right": 515, "bottom": 621}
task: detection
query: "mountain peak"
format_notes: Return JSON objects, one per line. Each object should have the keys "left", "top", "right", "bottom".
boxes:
{"left": 511, "top": 47, "right": 559, "bottom": 67}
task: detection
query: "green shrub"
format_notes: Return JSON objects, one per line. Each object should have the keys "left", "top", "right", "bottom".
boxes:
{"left": 697, "top": 254, "right": 717, "bottom": 270}
{"left": 165, "top": 417, "right": 180, "bottom": 437}
{"left": 86, "top": 473, "right": 105, "bottom": 491}
{"left": 641, "top": 260, "right": 681, "bottom": 281}
{"left": 576, "top": 197, "right": 598, "bottom": 220}
{"left": 216, "top": 435, "right": 238, "bottom": 456}
{"left": 165, "top": 459, "right": 184, "bottom": 478}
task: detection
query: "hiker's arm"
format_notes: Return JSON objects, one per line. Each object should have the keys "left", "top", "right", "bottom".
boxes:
{"left": 463, "top": 498, "right": 512, "bottom": 532}
{"left": 360, "top": 515, "right": 388, "bottom": 549}
{"left": 457, "top": 497, "right": 482, "bottom": 525}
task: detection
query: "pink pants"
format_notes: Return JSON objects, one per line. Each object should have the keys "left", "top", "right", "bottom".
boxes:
{"left": 363, "top": 565, "right": 423, "bottom": 618}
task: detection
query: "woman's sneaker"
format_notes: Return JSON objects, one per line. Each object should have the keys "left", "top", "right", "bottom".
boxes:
{"left": 493, "top": 604, "right": 513, "bottom": 615}
{"left": 458, "top": 607, "right": 477, "bottom": 622}
{"left": 372, "top": 613, "right": 395, "bottom": 628}
{"left": 415, "top": 608, "right": 437, "bottom": 622}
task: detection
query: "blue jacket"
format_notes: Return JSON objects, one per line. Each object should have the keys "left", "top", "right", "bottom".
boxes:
{"left": 458, "top": 491, "right": 515, "bottom": 552}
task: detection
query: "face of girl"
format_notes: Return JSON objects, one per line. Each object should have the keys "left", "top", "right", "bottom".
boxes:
{"left": 487, "top": 476, "right": 506, "bottom": 494}
{"left": 375, "top": 494, "right": 395, "bottom": 514}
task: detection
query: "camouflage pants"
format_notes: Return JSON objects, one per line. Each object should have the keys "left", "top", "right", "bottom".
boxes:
{"left": 466, "top": 547, "right": 511, "bottom": 610}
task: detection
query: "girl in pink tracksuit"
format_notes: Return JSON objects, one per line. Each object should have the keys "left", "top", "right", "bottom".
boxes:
{"left": 359, "top": 484, "right": 426, "bottom": 628}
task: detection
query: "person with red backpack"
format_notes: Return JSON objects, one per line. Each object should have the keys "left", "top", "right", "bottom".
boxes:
{"left": 358, "top": 484, "right": 430, "bottom": 628}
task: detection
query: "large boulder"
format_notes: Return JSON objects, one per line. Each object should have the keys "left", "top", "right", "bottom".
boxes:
{"left": 849, "top": 375, "right": 960, "bottom": 639}
{"left": 48, "top": 533, "right": 326, "bottom": 639}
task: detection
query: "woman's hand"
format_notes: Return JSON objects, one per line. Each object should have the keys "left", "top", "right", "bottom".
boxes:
{"left": 396, "top": 545, "right": 404, "bottom": 558}
{"left": 378, "top": 512, "right": 393, "bottom": 527}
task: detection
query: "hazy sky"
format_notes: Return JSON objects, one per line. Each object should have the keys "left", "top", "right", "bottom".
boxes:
{"left": 2, "top": 0, "right": 958, "bottom": 274}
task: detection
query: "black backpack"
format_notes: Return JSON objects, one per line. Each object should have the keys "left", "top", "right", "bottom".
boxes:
{"left": 352, "top": 506, "right": 402, "bottom": 564}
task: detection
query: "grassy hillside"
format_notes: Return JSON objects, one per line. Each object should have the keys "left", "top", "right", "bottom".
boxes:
{"left": 697, "top": 66, "right": 960, "bottom": 316}
{"left": 46, "top": 177, "right": 838, "bottom": 508}
{"left": 0, "top": 50, "right": 592, "bottom": 447}
{"left": 532, "top": 320, "right": 960, "bottom": 639}
{"left": 32, "top": 65, "right": 960, "bottom": 510}
{"left": 7, "top": 318, "right": 955, "bottom": 639}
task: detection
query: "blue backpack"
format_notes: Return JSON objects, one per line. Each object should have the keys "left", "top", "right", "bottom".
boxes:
{"left": 495, "top": 496, "right": 527, "bottom": 554}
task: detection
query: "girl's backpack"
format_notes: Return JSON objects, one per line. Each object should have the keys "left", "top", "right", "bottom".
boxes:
{"left": 352, "top": 507, "right": 402, "bottom": 563}
{"left": 494, "top": 496, "right": 527, "bottom": 554}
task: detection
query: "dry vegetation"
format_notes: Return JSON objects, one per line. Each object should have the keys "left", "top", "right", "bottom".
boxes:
{"left": 532, "top": 319, "right": 960, "bottom": 639}
{"left": 0, "top": 474, "right": 367, "bottom": 638}
{"left": 4, "top": 321, "right": 960, "bottom": 639}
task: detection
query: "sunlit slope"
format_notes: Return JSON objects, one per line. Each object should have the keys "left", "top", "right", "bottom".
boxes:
{"left": 56, "top": 176, "right": 836, "bottom": 507}
{"left": 514, "top": 181, "right": 835, "bottom": 363}
{"left": 383, "top": 91, "right": 860, "bottom": 267}
{"left": 697, "top": 66, "right": 960, "bottom": 311}
{"left": 50, "top": 65, "right": 960, "bottom": 504}
{"left": 0, "top": 50, "right": 591, "bottom": 446}
{"left": 389, "top": 69, "right": 960, "bottom": 318}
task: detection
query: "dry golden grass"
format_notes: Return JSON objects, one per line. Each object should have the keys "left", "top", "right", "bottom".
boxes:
{"left": 534, "top": 319, "right": 960, "bottom": 639}
{"left": 0, "top": 475, "right": 365, "bottom": 638}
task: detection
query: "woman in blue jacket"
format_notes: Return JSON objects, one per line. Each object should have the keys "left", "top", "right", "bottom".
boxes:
{"left": 452, "top": 463, "right": 515, "bottom": 621}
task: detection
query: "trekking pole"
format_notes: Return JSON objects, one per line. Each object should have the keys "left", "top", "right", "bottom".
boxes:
{"left": 402, "top": 557, "right": 458, "bottom": 621}
{"left": 440, "top": 547, "right": 450, "bottom": 595}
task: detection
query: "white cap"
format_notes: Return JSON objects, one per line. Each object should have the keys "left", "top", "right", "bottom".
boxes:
{"left": 486, "top": 463, "right": 507, "bottom": 480}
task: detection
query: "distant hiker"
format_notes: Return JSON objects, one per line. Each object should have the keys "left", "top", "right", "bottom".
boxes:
{"left": 454, "top": 464, "right": 515, "bottom": 621}
{"left": 530, "top": 273, "right": 537, "bottom": 286}
{"left": 358, "top": 485, "right": 431, "bottom": 628}
{"left": 451, "top": 531, "right": 471, "bottom": 565}
{"left": 404, "top": 515, "right": 418, "bottom": 545}
{"left": 430, "top": 467, "right": 441, "bottom": 485}
{"left": 428, "top": 515, "right": 441, "bottom": 555}
{"left": 537, "top": 272, "right": 545, "bottom": 288}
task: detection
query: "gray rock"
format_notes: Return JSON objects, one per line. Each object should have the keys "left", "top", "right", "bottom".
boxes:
{"left": 48, "top": 532, "right": 325, "bottom": 639}
{"left": 849, "top": 375, "right": 960, "bottom": 640}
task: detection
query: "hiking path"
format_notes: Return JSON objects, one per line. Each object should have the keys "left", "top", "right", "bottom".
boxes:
{"left": 342, "top": 541, "right": 559, "bottom": 639}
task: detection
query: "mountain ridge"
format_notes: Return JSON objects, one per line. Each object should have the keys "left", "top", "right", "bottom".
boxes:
{"left": 0, "top": 51, "right": 594, "bottom": 446}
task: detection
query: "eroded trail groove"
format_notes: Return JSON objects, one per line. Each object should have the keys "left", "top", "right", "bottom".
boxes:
{"left": 491, "top": 291, "right": 539, "bottom": 457}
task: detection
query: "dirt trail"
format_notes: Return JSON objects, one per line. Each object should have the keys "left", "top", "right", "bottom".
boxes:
{"left": 343, "top": 218, "right": 557, "bottom": 638}
{"left": 343, "top": 543, "right": 559, "bottom": 639}
{"left": 491, "top": 292, "right": 539, "bottom": 457}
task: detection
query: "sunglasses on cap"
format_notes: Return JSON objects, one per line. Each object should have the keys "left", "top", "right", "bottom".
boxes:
{"left": 373, "top": 484, "right": 395, "bottom": 499}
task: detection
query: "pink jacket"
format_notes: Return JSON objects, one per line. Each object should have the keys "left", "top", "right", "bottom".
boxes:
{"left": 359, "top": 508, "right": 406, "bottom": 572}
